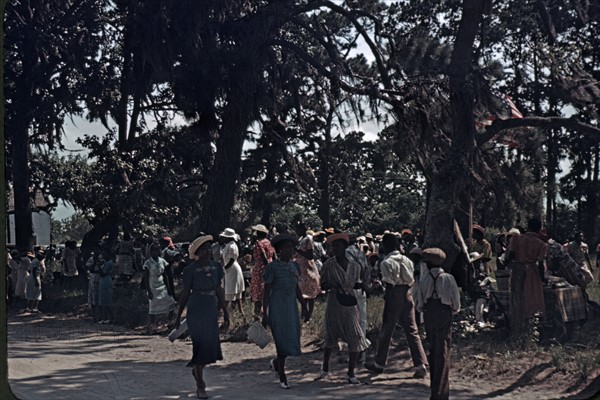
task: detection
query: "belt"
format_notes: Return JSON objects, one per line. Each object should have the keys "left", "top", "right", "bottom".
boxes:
{"left": 194, "top": 290, "right": 216, "bottom": 296}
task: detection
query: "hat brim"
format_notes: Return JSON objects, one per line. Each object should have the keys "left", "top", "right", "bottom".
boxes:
{"left": 251, "top": 225, "right": 269, "bottom": 234}
{"left": 188, "top": 235, "right": 213, "bottom": 260}
{"left": 325, "top": 233, "right": 350, "bottom": 244}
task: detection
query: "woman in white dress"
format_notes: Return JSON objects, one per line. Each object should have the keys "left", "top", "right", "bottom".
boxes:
{"left": 220, "top": 228, "right": 245, "bottom": 320}
{"left": 26, "top": 251, "right": 46, "bottom": 312}
{"left": 144, "top": 243, "right": 177, "bottom": 333}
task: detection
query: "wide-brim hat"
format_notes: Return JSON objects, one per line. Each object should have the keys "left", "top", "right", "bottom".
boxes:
{"left": 507, "top": 228, "right": 520, "bottom": 235}
{"left": 422, "top": 247, "right": 446, "bottom": 266}
{"left": 188, "top": 235, "right": 213, "bottom": 260}
{"left": 472, "top": 224, "right": 486, "bottom": 235}
{"left": 251, "top": 224, "right": 269, "bottom": 234}
{"left": 271, "top": 234, "right": 299, "bottom": 249}
{"left": 325, "top": 233, "right": 350, "bottom": 244}
{"left": 220, "top": 228, "right": 237, "bottom": 239}
{"left": 365, "top": 233, "right": 373, "bottom": 239}
{"left": 401, "top": 229, "right": 413, "bottom": 236}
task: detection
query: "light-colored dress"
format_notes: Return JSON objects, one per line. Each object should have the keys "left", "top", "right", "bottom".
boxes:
{"left": 25, "top": 259, "right": 43, "bottom": 301}
{"left": 143, "top": 257, "right": 177, "bottom": 315}
{"left": 321, "top": 256, "right": 369, "bottom": 352}
{"left": 63, "top": 247, "right": 79, "bottom": 277}
{"left": 222, "top": 241, "right": 245, "bottom": 301}
{"left": 264, "top": 260, "right": 302, "bottom": 357}
{"left": 15, "top": 256, "right": 30, "bottom": 298}
{"left": 296, "top": 235, "right": 321, "bottom": 299}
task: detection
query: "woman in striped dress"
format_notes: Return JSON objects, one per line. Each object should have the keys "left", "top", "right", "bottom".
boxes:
{"left": 319, "top": 233, "right": 369, "bottom": 384}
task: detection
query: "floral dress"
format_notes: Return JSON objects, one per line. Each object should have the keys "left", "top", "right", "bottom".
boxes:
{"left": 296, "top": 235, "right": 321, "bottom": 299}
{"left": 251, "top": 238, "right": 275, "bottom": 302}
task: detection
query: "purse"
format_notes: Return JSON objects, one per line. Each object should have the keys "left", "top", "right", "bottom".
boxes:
{"left": 246, "top": 320, "right": 271, "bottom": 349}
{"left": 335, "top": 290, "right": 358, "bottom": 307}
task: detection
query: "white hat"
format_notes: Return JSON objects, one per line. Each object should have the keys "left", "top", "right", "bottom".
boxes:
{"left": 252, "top": 224, "right": 269, "bottom": 234}
{"left": 220, "top": 228, "right": 237, "bottom": 239}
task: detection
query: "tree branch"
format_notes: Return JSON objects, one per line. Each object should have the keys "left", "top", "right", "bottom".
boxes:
{"left": 477, "top": 116, "right": 600, "bottom": 145}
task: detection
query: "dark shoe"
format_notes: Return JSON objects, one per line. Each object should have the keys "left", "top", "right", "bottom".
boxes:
{"left": 413, "top": 364, "right": 428, "bottom": 379}
{"left": 364, "top": 362, "right": 384, "bottom": 374}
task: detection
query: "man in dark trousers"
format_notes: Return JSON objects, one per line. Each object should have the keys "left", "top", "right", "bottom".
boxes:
{"left": 415, "top": 248, "right": 460, "bottom": 400}
{"left": 365, "top": 233, "right": 428, "bottom": 378}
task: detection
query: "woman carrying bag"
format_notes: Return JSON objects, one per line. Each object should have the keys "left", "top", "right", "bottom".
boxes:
{"left": 319, "top": 233, "right": 369, "bottom": 384}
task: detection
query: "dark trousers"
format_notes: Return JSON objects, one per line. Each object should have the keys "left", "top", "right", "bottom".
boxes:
{"left": 375, "top": 284, "right": 428, "bottom": 368}
{"left": 424, "top": 299, "right": 452, "bottom": 400}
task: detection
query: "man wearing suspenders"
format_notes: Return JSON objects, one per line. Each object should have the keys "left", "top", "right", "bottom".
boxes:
{"left": 415, "top": 248, "right": 460, "bottom": 400}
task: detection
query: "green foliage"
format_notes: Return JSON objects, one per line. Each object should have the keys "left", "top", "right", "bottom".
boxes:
{"left": 51, "top": 213, "right": 93, "bottom": 244}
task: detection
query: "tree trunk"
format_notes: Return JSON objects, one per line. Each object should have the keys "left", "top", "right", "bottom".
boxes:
{"left": 80, "top": 214, "right": 120, "bottom": 262}
{"left": 199, "top": 62, "right": 260, "bottom": 236}
{"left": 318, "top": 108, "right": 334, "bottom": 227}
{"left": 546, "top": 129, "right": 557, "bottom": 232}
{"left": 423, "top": 0, "right": 486, "bottom": 252}
{"left": 12, "top": 114, "right": 34, "bottom": 251}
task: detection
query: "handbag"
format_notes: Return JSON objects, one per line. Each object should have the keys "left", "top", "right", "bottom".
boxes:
{"left": 246, "top": 320, "right": 271, "bottom": 349}
{"left": 335, "top": 290, "right": 358, "bottom": 307}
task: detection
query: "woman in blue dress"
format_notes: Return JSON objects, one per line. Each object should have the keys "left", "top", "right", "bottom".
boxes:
{"left": 262, "top": 234, "right": 304, "bottom": 389}
{"left": 175, "top": 235, "right": 230, "bottom": 399}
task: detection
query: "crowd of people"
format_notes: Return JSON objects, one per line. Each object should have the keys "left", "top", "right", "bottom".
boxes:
{"left": 5, "top": 218, "right": 600, "bottom": 400}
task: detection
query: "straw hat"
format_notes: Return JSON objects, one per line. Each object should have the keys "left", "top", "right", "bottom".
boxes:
{"left": 188, "top": 235, "right": 214, "bottom": 260}
{"left": 220, "top": 228, "right": 237, "bottom": 239}
{"left": 422, "top": 248, "right": 446, "bottom": 266}
{"left": 325, "top": 233, "right": 350, "bottom": 244}
{"left": 365, "top": 233, "right": 373, "bottom": 239}
{"left": 251, "top": 224, "right": 269, "bottom": 234}
{"left": 507, "top": 228, "right": 520, "bottom": 235}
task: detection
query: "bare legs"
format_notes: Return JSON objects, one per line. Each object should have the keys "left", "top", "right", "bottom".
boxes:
{"left": 303, "top": 298, "right": 315, "bottom": 322}
{"left": 227, "top": 299, "right": 246, "bottom": 321}
{"left": 192, "top": 365, "right": 208, "bottom": 398}
{"left": 322, "top": 347, "right": 359, "bottom": 381}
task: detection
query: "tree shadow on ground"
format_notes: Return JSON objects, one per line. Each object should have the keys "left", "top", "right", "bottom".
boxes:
{"left": 484, "top": 362, "right": 555, "bottom": 398}
{"left": 562, "top": 374, "right": 600, "bottom": 400}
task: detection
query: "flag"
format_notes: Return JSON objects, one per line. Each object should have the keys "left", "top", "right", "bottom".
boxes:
{"left": 475, "top": 92, "right": 525, "bottom": 148}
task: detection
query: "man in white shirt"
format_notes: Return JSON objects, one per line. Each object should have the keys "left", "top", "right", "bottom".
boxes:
{"left": 365, "top": 233, "right": 428, "bottom": 378}
{"left": 415, "top": 248, "right": 460, "bottom": 400}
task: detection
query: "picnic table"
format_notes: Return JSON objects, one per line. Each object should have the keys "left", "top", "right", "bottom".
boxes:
{"left": 491, "top": 285, "right": 588, "bottom": 338}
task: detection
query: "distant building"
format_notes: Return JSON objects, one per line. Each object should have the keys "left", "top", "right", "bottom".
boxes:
{"left": 6, "top": 189, "right": 52, "bottom": 246}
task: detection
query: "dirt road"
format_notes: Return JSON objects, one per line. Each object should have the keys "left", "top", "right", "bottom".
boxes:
{"left": 6, "top": 313, "right": 590, "bottom": 399}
